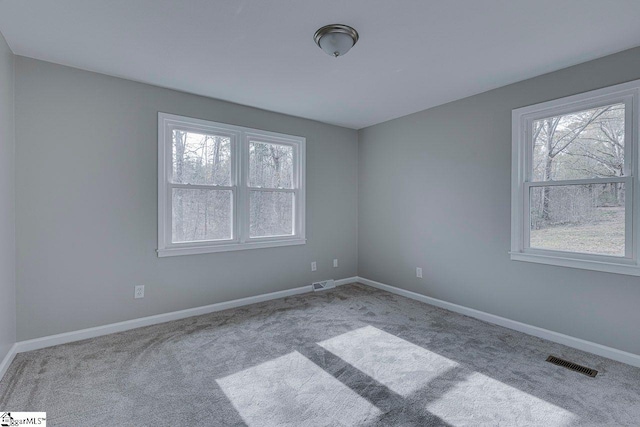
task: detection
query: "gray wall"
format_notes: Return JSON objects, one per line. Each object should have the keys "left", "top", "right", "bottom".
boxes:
{"left": 0, "top": 33, "right": 15, "bottom": 360}
{"left": 13, "top": 45, "right": 640, "bottom": 357}
{"left": 15, "top": 57, "right": 358, "bottom": 340}
{"left": 358, "top": 47, "right": 640, "bottom": 356}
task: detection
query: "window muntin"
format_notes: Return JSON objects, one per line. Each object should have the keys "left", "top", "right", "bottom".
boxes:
{"left": 511, "top": 81, "right": 640, "bottom": 275}
{"left": 158, "top": 113, "right": 305, "bottom": 256}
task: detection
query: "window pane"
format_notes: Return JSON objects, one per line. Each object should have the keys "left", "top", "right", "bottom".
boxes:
{"left": 250, "top": 191, "right": 293, "bottom": 237}
{"left": 532, "top": 103, "right": 625, "bottom": 181}
{"left": 530, "top": 184, "right": 625, "bottom": 256}
{"left": 172, "top": 189, "right": 232, "bottom": 243}
{"left": 172, "top": 129, "right": 231, "bottom": 186}
{"left": 249, "top": 141, "right": 293, "bottom": 189}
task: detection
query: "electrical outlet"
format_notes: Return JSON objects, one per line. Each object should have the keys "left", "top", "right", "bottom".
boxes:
{"left": 311, "top": 261, "right": 317, "bottom": 272}
{"left": 134, "top": 285, "right": 145, "bottom": 299}
{"left": 333, "top": 259, "right": 338, "bottom": 268}
{"left": 416, "top": 267, "right": 423, "bottom": 278}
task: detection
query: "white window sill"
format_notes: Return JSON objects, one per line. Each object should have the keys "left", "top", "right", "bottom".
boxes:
{"left": 509, "top": 251, "right": 640, "bottom": 276}
{"left": 158, "top": 238, "right": 306, "bottom": 257}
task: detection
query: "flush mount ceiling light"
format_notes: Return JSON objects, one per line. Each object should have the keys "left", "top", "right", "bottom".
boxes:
{"left": 314, "top": 24, "right": 359, "bottom": 57}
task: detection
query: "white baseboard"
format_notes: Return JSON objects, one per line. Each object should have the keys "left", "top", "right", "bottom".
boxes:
{"left": 0, "top": 344, "right": 18, "bottom": 383}
{"left": 334, "top": 277, "right": 358, "bottom": 287}
{"left": 8, "top": 274, "right": 635, "bottom": 378}
{"left": 356, "top": 276, "right": 640, "bottom": 368}
{"left": 12, "top": 277, "right": 356, "bottom": 357}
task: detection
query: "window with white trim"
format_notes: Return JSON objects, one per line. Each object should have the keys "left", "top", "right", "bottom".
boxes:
{"left": 158, "top": 113, "right": 305, "bottom": 257}
{"left": 511, "top": 80, "right": 640, "bottom": 275}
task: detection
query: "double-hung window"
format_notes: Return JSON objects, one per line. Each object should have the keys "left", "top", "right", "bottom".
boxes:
{"left": 158, "top": 113, "right": 305, "bottom": 256}
{"left": 511, "top": 80, "right": 640, "bottom": 275}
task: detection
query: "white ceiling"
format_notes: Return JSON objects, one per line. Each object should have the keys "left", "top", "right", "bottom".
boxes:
{"left": 1, "top": 1, "right": 640, "bottom": 129}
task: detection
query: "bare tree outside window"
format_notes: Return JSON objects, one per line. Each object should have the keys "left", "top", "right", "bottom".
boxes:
{"left": 172, "top": 189, "right": 232, "bottom": 242}
{"left": 250, "top": 141, "right": 293, "bottom": 188}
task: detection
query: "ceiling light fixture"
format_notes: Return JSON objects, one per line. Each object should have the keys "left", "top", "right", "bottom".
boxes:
{"left": 314, "top": 24, "right": 359, "bottom": 58}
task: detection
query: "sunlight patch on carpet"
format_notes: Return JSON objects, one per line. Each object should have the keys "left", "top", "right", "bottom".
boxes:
{"left": 318, "top": 325, "right": 458, "bottom": 396}
{"left": 426, "top": 371, "right": 576, "bottom": 426}
{"left": 216, "top": 351, "right": 381, "bottom": 427}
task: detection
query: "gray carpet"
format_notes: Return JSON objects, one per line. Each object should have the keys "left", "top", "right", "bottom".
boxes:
{"left": 1, "top": 283, "right": 639, "bottom": 426}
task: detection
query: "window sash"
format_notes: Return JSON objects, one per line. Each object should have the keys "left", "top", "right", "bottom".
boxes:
{"left": 525, "top": 97, "right": 633, "bottom": 182}
{"left": 243, "top": 187, "right": 299, "bottom": 241}
{"left": 248, "top": 139, "right": 297, "bottom": 190}
{"left": 522, "top": 177, "right": 632, "bottom": 259}
{"left": 168, "top": 184, "right": 238, "bottom": 246}
{"left": 247, "top": 189, "right": 297, "bottom": 240}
